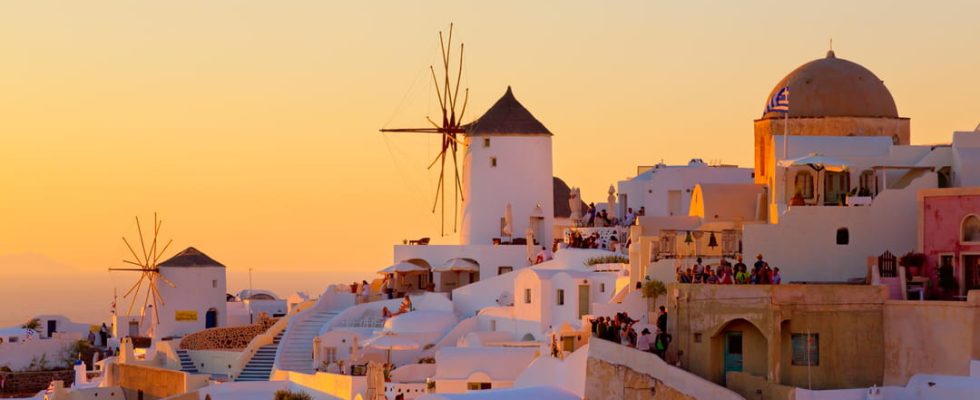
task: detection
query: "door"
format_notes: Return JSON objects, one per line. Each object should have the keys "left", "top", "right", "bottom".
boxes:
{"left": 577, "top": 285, "right": 590, "bottom": 318}
{"left": 205, "top": 309, "right": 218, "bottom": 329}
{"left": 561, "top": 336, "right": 575, "bottom": 352}
{"left": 964, "top": 255, "right": 980, "bottom": 293}
{"left": 128, "top": 321, "right": 139, "bottom": 337}
{"left": 668, "top": 190, "right": 682, "bottom": 216}
{"left": 823, "top": 171, "right": 850, "bottom": 205}
{"left": 723, "top": 332, "right": 743, "bottom": 383}
{"left": 46, "top": 320, "right": 57, "bottom": 338}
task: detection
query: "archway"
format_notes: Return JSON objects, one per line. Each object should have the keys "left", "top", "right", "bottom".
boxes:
{"left": 205, "top": 308, "right": 218, "bottom": 329}
{"left": 710, "top": 318, "right": 768, "bottom": 385}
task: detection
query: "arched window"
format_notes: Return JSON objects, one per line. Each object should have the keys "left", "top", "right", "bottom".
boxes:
{"left": 794, "top": 171, "right": 814, "bottom": 199}
{"left": 963, "top": 215, "right": 980, "bottom": 243}
{"left": 836, "top": 228, "right": 849, "bottom": 245}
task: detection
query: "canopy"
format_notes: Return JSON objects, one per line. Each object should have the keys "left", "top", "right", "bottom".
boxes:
{"left": 779, "top": 153, "right": 850, "bottom": 172}
{"left": 378, "top": 262, "right": 427, "bottom": 274}
{"left": 432, "top": 258, "right": 479, "bottom": 272}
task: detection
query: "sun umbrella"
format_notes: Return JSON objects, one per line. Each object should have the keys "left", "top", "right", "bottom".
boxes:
{"left": 433, "top": 258, "right": 479, "bottom": 272}
{"left": 364, "top": 333, "right": 420, "bottom": 366}
{"left": 778, "top": 153, "right": 850, "bottom": 172}
{"left": 378, "top": 262, "right": 426, "bottom": 274}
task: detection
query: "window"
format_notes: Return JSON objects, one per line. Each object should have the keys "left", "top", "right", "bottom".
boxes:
{"left": 600, "top": 283, "right": 606, "bottom": 293}
{"left": 794, "top": 171, "right": 814, "bottom": 199}
{"left": 791, "top": 333, "right": 820, "bottom": 366}
{"left": 963, "top": 215, "right": 980, "bottom": 243}
{"left": 557, "top": 289, "right": 565, "bottom": 306}
{"left": 9, "top": 337, "right": 18, "bottom": 343}
{"left": 483, "top": 138, "right": 491, "bottom": 148}
{"left": 324, "top": 347, "right": 337, "bottom": 364}
{"left": 836, "top": 228, "right": 849, "bottom": 245}
{"left": 212, "top": 280, "right": 217, "bottom": 288}
{"left": 497, "top": 266, "right": 513, "bottom": 275}
{"left": 490, "top": 157, "right": 497, "bottom": 167}
{"left": 524, "top": 288, "right": 531, "bottom": 304}
{"left": 467, "top": 382, "right": 492, "bottom": 391}
{"left": 490, "top": 320, "right": 496, "bottom": 331}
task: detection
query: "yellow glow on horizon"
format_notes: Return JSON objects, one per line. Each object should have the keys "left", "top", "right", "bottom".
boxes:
{"left": 1, "top": 1, "right": 979, "bottom": 323}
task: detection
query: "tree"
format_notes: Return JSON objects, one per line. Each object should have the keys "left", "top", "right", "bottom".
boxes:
{"left": 642, "top": 279, "right": 668, "bottom": 310}
{"left": 21, "top": 318, "right": 40, "bottom": 330}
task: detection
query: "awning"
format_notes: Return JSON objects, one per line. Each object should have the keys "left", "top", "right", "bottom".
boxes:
{"left": 432, "top": 258, "right": 479, "bottom": 273}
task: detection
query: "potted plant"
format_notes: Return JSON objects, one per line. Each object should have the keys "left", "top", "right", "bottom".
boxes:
{"left": 899, "top": 252, "right": 927, "bottom": 277}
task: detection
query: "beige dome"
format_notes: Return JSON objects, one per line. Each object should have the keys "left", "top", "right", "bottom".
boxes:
{"left": 762, "top": 51, "right": 898, "bottom": 119}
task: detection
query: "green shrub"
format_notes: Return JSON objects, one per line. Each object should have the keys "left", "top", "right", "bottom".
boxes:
{"left": 585, "top": 255, "right": 629, "bottom": 266}
{"left": 274, "top": 389, "right": 313, "bottom": 400}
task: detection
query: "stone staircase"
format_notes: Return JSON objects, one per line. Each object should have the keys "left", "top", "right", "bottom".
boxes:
{"left": 235, "top": 331, "right": 284, "bottom": 381}
{"left": 275, "top": 309, "right": 340, "bottom": 374}
{"left": 176, "top": 349, "right": 198, "bottom": 374}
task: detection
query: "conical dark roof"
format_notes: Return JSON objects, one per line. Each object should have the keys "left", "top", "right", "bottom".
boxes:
{"left": 465, "top": 87, "right": 551, "bottom": 136}
{"left": 158, "top": 247, "right": 225, "bottom": 268}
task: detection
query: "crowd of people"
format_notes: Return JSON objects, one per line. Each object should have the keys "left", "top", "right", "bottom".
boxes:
{"left": 676, "top": 254, "right": 782, "bottom": 285}
{"left": 583, "top": 204, "right": 646, "bottom": 228}
{"left": 590, "top": 307, "right": 672, "bottom": 359}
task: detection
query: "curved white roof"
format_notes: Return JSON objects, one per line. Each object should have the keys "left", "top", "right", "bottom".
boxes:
{"left": 433, "top": 347, "right": 539, "bottom": 381}
{"left": 384, "top": 310, "right": 458, "bottom": 334}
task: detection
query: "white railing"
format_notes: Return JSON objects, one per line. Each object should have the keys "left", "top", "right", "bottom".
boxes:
{"left": 333, "top": 318, "right": 385, "bottom": 329}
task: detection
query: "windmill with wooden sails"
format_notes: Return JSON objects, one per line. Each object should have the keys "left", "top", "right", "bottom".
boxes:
{"left": 381, "top": 25, "right": 556, "bottom": 248}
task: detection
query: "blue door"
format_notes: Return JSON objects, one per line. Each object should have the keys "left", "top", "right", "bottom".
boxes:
{"left": 205, "top": 309, "right": 218, "bottom": 329}
{"left": 723, "top": 332, "right": 743, "bottom": 383}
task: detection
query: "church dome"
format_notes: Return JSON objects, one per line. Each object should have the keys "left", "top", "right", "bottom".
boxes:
{"left": 761, "top": 51, "right": 898, "bottom": 119}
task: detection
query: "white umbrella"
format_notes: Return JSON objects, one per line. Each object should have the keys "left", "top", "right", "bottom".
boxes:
{"left": 607, "top": 185, "right": 617, "bottom": 222}
{"left": 378, "top": 262, "right": 426, "bottom": 274}
{"left": 365, "top": 333, "right": 420, "bottom": 365}
{"left": 433, "top": 258, "right": 479, "bottom": 272}
{"left": 778, "top": 153, "right": 850, "bottom": 172}
{"left": 526, "top": 227, "right": 536, "bottom": 263}
{"left": 502, "top": 203, "right": 514, "bottom": 237}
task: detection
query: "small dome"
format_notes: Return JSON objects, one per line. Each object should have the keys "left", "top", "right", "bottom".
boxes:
{"left": 762, "top": 52, "right": 898, "bottom": 119}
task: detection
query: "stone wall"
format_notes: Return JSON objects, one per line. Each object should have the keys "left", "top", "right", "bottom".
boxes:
{"left": 586, "top": 358, "right": 697, "bottom": 400}
{"left": 179, "top": 317, "right": 277, "bottom": 351}
{"left": 585, "top": 339, "right": 743, "bottom": 400}
{"left": 0, "top": 370, "right": 73, "bottom": 396}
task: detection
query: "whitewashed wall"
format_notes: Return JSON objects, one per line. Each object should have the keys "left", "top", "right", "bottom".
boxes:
{"left": 461, "top": 135, "right": 554, "bottom": 246}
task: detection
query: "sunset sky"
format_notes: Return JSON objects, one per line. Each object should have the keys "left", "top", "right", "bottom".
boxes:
{"left": 2, "top": 1, "right": 979, "bottom": 325}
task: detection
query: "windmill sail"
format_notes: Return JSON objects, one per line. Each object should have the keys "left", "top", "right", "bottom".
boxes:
{"left": 380, "top": 24, "right": 469, "bottom": 236}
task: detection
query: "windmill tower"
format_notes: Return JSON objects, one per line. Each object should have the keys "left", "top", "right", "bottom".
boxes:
{"left": 461, "top": 87, "right": 554, "bottom": 247}
{"left": 110, "top": 215, "right": 226, "bottom": 339}
{"left": 381, "top": 25, "right": 555, "bottom": 247}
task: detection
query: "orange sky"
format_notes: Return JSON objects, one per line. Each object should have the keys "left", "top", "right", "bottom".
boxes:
{"left": 1, "top": 1, "right": 979, "bottom": 324}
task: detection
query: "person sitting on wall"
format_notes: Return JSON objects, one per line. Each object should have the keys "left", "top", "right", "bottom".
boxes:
{"left": 382, "top": 295, "right": 413, "bottom": 318}
{"left": 790, "top": 190, "right": 806, "bottom": 206}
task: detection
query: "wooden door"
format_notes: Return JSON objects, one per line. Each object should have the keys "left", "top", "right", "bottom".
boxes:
{"left": 577, "top": 285, "right": 590, "bottom": 318}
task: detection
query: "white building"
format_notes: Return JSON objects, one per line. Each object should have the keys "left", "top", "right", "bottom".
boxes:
{"left": 430, "top": 347, "right": 539, "bottom": 394}
{"left": 617, "top": 160, "right": 753, "bottom": 219}
{"left": 151, "top": 247, "right": 228, "bottom": 338}
{"left": 393, "top": 87, "right": 561, "bottom": 289}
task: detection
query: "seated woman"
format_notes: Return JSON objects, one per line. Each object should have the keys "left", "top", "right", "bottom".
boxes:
{"left": 382, "top": 295, "right": 413, "bottom": 318}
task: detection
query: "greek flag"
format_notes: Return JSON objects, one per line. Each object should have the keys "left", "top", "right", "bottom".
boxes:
{"left": 766, "top": 86, "right": 790, "bottom": 114}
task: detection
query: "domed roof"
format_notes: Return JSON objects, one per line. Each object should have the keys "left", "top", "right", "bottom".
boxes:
{"left": 761, "top": 51, "right": 898, "bottom": 119}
